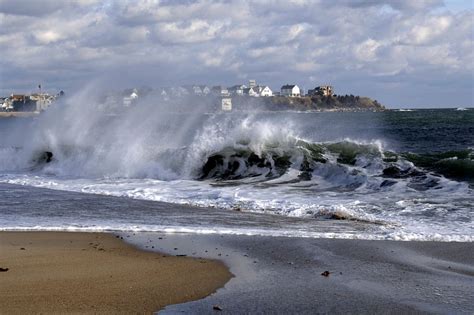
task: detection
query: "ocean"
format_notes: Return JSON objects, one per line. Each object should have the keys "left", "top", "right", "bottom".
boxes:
{"left": 0, "top": 104, "right": 473, "bottom": 242}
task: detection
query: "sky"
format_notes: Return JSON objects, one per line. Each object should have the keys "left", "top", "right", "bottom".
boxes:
{"left": 0, "top": 0, "right": 472, "bottom": 108}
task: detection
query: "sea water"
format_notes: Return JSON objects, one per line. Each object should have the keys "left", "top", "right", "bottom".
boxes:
{"left": 0, "top": 102, "right": 472, "bottom": 242}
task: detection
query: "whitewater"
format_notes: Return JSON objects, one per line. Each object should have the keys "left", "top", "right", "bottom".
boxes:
{"left": 0, "top": 91, "right": 473, "bottom": 241}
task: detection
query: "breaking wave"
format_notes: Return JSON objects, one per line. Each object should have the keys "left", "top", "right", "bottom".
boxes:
{"left": 0, "top": 106, "right": 472, "bottom": 241}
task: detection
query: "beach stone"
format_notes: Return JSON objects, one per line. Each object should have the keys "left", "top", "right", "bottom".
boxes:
{"left": 321, "top": 271, "right": 331, "bottom": 277}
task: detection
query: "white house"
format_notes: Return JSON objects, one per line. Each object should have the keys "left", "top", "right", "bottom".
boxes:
{"left": 183, "top": 85, "right": 210, "bottom": 95}
{"left": 243, "top": 87, "right": 259, "bottom": 97}
{"left": 123, "top": 89, "right": 138, "bottom": 107}
{"left": 258, "top": 86, "right": 273, "bottom": 97}
{"left": 281, "top": 84, "right": 300, "bottom": 97}
{"left": 199, "top": 85, "right": 211, "bottom": 95}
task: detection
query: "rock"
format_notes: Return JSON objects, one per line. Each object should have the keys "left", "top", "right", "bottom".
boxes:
{"left": 213, "top": 305, "right": 223, "bottom": 311}
{"left": 328, "top": 213, "right": 347, "bottom": 220}
{"left": 20, "top": 247, "right": 25, "bottom": 250}
{"left": 321, "top": 271, "right": 331, "bottom": 277}
{"left": 0, "top": 267, "right": 9, "bottom": 272}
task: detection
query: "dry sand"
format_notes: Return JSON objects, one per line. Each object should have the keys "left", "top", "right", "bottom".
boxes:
{"left": 0, "top": 231, "right": 232, "bottom": 314}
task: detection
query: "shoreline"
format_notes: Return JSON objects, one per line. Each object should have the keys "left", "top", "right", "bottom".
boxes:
{"left": 0, "top": 231, "right": 232, "bottom": 314}
{"left": 0, "top": 184, "right": 473, "bottom": 313}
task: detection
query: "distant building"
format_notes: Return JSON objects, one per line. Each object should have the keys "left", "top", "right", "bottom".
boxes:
{"left": 199, "top": 85, "right": 211, "bottom": 95}
{"left": 123, "top": 89, "right": 139, "bottom": 107}
{"left": 1, "top": 97, "right": 12, "bottom": 111}
{"left": 182, "top": 85, "right": 209, "bottom": 95}
{"left": 228, "top": 84, "right": 247, "bottom": 96}
{"left": 9, "top": 94, "right": 36, "bottom": 111}
{"left": 211, "top": 86, "right": 230, "bottom": 97}
{"left": 222, "top": 98, "right": 232, "bottom": 111}
{"left": 30, "top": 93, "right": 55, "bottom": 111}
{"left": 241, "top": 85, "right": 273, "bottom": 97}
{"left": 308, "top": 85, "right": 333, "bottom": 97}
{"left": 281, "top": 84, "right": 300, "bottom": 97}
{"left": 156, "top": 88, "right": 168, "bottom": 99}
{"left": 243, "top": 87, "right": 259, "bottom": 97}
{"left": 248, "top": 80, "right": 256, "bottom": 88}
{"left": 257, "top": 86, "right": 273, "bottom": 97}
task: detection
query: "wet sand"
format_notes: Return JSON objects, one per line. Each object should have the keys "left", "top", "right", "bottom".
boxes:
{"left": 0, "top": 232, "right": 232, "bottom": 314}
{"left": 124, "top": 233, "right": 474, "bottom": 314}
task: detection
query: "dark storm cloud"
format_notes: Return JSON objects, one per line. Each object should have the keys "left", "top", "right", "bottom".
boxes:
{"left": 0, "top": 0, "right": 472, "bottom": 107}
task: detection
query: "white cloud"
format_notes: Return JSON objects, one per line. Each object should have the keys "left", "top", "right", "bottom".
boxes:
{"left": 152, "top": 19, "right": 223, "bottom": 44}
{"left": 0, "top": 0, "right": 472, "bottom": 107}
{"left": 354, "top": 39, "right": 382, "bottom": 61}
{"left": 33, "top": 30, "right": 63, "bottom": 44}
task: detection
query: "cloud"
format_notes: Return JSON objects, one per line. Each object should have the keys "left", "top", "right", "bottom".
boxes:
{"left": 0, "top": 0, "right": 100, "bottom": 17}
{"left": 0, "top": 0, "right": 472, "bottom": 107}
{"left": 152, "top": 19, "right": 224, "bottom": 44}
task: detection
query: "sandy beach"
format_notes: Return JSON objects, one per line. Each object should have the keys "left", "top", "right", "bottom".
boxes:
{"left": 0, "top": 231, "right": 232, "bottom": 314}
{"left": 1, "top": 231, "right": 473, "bottom": 314}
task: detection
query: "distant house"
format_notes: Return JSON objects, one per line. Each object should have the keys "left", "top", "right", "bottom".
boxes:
{"left": 183, "top": 85, "right": 209, "bottom": 95}
{"left": 228, "top": 84, "right": 247, "bottom": 96}
{"left": 156, "top": 87, "right": 167, "bottom": 97}
{"left": 1, "top": 97, "right": 13, "bottom": 111}
{"left": 257, "top": 86, "right": 273, "bottom": 97}
{"left": 30, "top": 93, "right": 55, "bottom": 111}
{"left": 193, "top": 86, "right": 202, "bottom": 95}
{"left": 243, "top": 87, "right": 259, "bottom": 97}
{"left": 248, "top": 79, "right": 257, "bottom": 88}
{"left": 123, "top": 89, "right": 139, "bottom": 107}
{"left": 308, "top": 85, "right": 333, "bottom": 97}
{"left": 199, "top": 85, "right": 211, "bottom": 95}
{"left": 9, "top": 94, "right": 36, "bottom": 111}
{"left": 281, "top": 84, "right": 300, "bottom": 97}
{"left": 211, "top": 86, "right": 230, "bottom": 97}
